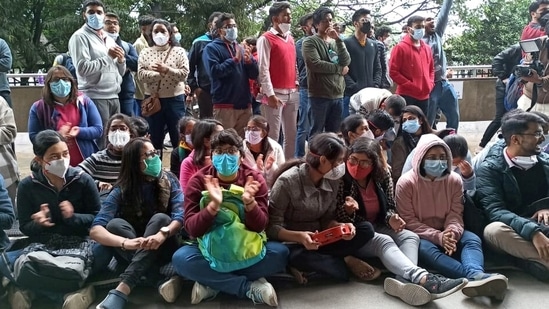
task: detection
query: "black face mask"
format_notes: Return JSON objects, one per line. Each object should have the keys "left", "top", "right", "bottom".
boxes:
{"left": 540, "top": 12, "right": 549, "bottom": 27}
{"left": 360, "top": 21, "right": 371, "bottom": 35}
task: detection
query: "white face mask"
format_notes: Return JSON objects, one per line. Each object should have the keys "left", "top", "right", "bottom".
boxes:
{"left": 279, "top": 23, "right": 291, "bottom": 34}
{"left": 153, "top": 33, "right": 169, "bottom": 46}
{"left": 106, "top": 32, "right": 119, "bottom": 41}
{"left": 360, "top": 130, "right": 375, "bottom": 140}
{"left": 44, "top": 158, "right": 70, "bottom": 178}
{"left": 324, "top": 163, "right": 346, "bottom": 180}
{"left": 512, "top": 155, "right": 539, "bottom": 170}
{"left": 185, "top": 134, "right": 193, "bottom": 147}
{"left": 245, "top": 130, "right": 263, "bottom": 145}
{"left": 108, "top": 130, "right": 131, "bottom": 149}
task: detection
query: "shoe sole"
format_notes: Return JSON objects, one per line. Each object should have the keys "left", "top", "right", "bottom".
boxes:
{"left": 384, "top": 277, "right": 432, "bottom": 306}
{"left": 431, "top": 279, "right": 468, "bottom": 300}
{"left": 461, "top": 275, "right": 508, "bottom": 298}
{"left": 159, "top": 277, "right": 181, "bottom": 303}
{"left": 63, "top": 286, "right": 96, "bottom": 309}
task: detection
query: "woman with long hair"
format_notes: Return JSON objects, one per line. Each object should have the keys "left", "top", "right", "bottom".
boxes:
{"left": 90, "top": 137, "right": 184, "bottom": 308}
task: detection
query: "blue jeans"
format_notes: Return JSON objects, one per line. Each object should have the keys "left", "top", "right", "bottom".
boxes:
{"left": 119, "top": 98, "right": 137, "bottom": 116}
{"left": 418, "top": 230, "right": 484, "bottom": 279}
{"left": 427, "top": 80, "right": 460, "bottom": 131}
{"left": 172, "top": 242, "right": 289, "bottom": 298}
{"left": 134, "top": 99, "right": 142, "bottom": 117}
{"left": 342, "top": 96, "right": 351, "bottom": 119}
{"left": 295, "top": 88, "right": 311, "bottom": 157}
{"left": 146, "top": 95, "right": 186, "bottom": 152}
{"left": 309, "top": 97, "right": 343, "bottom": 136}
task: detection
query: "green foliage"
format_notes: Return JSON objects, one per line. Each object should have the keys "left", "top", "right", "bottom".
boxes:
{"left": 445, "top": 0, "right": 531, "bottom": 65}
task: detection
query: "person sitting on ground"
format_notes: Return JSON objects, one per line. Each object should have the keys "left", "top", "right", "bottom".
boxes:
{"left": 170, "top": 116, "right": 196, "bottom": 178}
{"left": 268, "top": 133, "right": 379, "bottom": 283}
{"left": 1, "top": 130, "right": 105, "bottom": 309}
{"left": 0, "top": 96, "right": 19, "bottom": 207}
{"left": 172, "top": 129, "right": 288, "bottom": 307}
{"left": 28, "top": 65, "right": 103, "bottom": 167}
{"left": 341, "top": 114, "right": 376, "bottom": 146}
{"left": 242, "top": 115, "right": 285, "bottom": 187}
{"left": 336, "top": 137, "right": 466, "bottom": 306}
{"left": 366, "top": 109, "right": 395, "bottom": 142}
{"left": 90, "top": 137, "right": 184, "bottom": 308}
{"left": 179, "top": 119, "right": 223, "bottom": 191}
{"left": 396, "top": 134, "right": 508, "bottom": 300}
{"left": 79, "top": 113, "right": 137, "bottom": 193}
{"left": 476, "top": 111, "right": 549, "bottom": 281}
{"left": 0, "top": 174, "right": 15, "bottom": 253}
{"left": 130, "top": 116, "right": 150, "bottom": 138}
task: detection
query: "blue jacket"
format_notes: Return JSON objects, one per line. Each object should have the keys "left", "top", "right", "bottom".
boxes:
{"left": 117, "top": 38, "right": 138, "bottom": 100}
{"left": 422, "top": 0, "right": 452, "bottom": 82}
{"left": 0, "top": 38, "right": 12, "bottom": 93}
{"left": 0, "top": 174, "right": 15, "bottom": 250}
{"left": 28, "top": 93, "right": 103, "bottom": 159}
{"left": 203, "top": 38, "right": 259, "bottom": 109}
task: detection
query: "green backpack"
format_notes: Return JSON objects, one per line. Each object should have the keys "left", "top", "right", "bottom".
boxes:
{"left": 198, "top": 184, "right": 267, "bottom": 273}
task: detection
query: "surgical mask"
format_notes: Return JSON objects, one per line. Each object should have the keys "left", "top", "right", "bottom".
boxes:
{"left": 225, "top": 28, "right": 238, "bottom": 42}
{"left": 375, "top": 135, "right": 384, "bottom": 141}
{"left": 360, "top": 130, "right": 375, "bottom": 140}
{"left": 153, "top": 33, "right": 169, "bottom": 46}
{"left": 174, "top": 33, "right": 182, "bottom": 42}
{"left": 423, "top": 159, "right": 447, "bottom": 178}
{"left": 346, "top": 161, "right": 373, "bottom": 180}
{"left": 512, "top": 155, "right": 539, "bottom": 170}
{"left": 360, "top": 21, "right": 371, "bottom": 35}
{"left": 185, "top": 134, "right": 193, "bottom": 147}
{"left": 143, "top": 155, "right": 162, "bottom": 177}
{"left": 108, "top": 130, "right": 131, "bottom": 149}
{"left": 384, "top": 128, "right": 397, "bottom": 142}
{"left": 412, "top": 28, "right": 425, "bottom": 40}
{"left": 212, "top": 153, "right": 240, "bottom": 177}
{"left": 402, "top": 119, "right": 421, "bottom": 134}
{"left": 245, "top": 130, "right": 263, "bottom": 145}
{"left": 44, "top": 157, "right": 70, "bottom": 178}
{"left": 279, "top": 23, "right": 291, "bottom": 34}
{"left": 50, "top": 80, "right": 71, "bottom": 98}
{"left": 86, "top": 13, "right": 104, "bottom": 30}
{"left": 324, "top": 163, "right": 346, "bottom": 180}
{"left": 106, "top": 32, "right": 119, "bottom": 41}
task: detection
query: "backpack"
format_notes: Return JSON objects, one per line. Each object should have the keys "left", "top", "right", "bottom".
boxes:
{"left": 197, "top": 184, "right": 267, "bottom": 273}
{"left": 504, "top": 73, "right": 524, "bottom": 111}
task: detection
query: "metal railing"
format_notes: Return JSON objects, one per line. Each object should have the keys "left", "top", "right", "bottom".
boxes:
{"left": 447, "top": 65, "right": 493, "bottom": 79}
{"left": 7, "top": 73, "right": 47, "bottom": 87}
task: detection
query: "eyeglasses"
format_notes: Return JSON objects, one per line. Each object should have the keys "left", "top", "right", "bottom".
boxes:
{"left": 104, "top": 20, "right": 119, "bottom": 26}
{"left": 213, "top": 147, "right": 239, "bottom": 155}
{"left": 143, "top": 149, "right": 159, "bottom": 159}
{"left": 347, "top": 156, "right": 372, "bottom": 168}
{"left": 518, "top": 132, "right": 544, "bottom": 139}
{"left": 244, "top": 126, "right": 262, "bottom": 132}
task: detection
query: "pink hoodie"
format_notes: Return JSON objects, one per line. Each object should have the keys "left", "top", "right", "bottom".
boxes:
{"left": 395, "top": 134, "right": 464, "bottom": 247}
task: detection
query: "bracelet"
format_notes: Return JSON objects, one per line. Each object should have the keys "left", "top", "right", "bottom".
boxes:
{"left": 121, "top": 238, "right": 127, "bottom": 251}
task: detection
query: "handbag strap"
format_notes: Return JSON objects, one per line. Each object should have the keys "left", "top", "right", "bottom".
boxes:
{"left": 153, "top": 47, "right": 173, "bottom": 95}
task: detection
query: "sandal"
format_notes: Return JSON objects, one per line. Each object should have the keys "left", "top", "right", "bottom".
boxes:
{"left": 344, "top": 256, "right": 381, "bottom": 281}
{"left": 96, "top": 289, "right": 128, "bottom": 309}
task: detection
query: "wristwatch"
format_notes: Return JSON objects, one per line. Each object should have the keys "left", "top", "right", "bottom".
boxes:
{"left": 160, "top": 226, "right": 170, "bottom": 238}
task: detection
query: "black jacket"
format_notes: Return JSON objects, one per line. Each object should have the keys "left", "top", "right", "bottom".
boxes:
{"left": 344, "top": 36, "right": 382, "bottom": 96}
{"left": 492, "top": 44, "right": 522, "bottom": 80}
{"left": 187, "top": 33, "right": 215, "bottom": 93}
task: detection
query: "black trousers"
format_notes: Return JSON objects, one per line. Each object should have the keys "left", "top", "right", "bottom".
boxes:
{"left": 197, "top": 90, "right": 213, "bottom": 119}
{"left": 480, "top": 79, "right": 507, "bottom": 147}
{"left": 401, "top": 95, "right": 429, "bottom": 117}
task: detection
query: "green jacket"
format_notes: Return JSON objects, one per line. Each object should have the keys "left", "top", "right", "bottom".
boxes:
{"left": 302, "top": 35, "right": 351, "bottom": 99}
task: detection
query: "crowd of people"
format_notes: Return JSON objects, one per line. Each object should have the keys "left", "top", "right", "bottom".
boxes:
{"left": 0, "top": 0, "right": 549, "bottom": 308}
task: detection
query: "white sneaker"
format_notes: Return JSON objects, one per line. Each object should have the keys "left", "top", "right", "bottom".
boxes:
{"left": 8, "top": 285, "right": 33, "bottom": 309}
{"left": 384, "top": 277, "right": 432, "bottom": 306}
{"left": 246, "top": 277, "right": 278, "bottom": 307}
{"left": 63, "top": 285, "right": 96, "bottom": 309}
{"left": 461, "top": 274, "right": 508, "bottom": 300}
{"left": 159, "top": 276, "right": 182, "bottom": 303}
{"left": 191, "top": 281, "right": 219, "bottom": 304}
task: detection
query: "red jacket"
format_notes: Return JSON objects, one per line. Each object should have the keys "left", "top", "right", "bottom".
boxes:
{"left": 389, "top": 35, "right": 434, "bottom": 100}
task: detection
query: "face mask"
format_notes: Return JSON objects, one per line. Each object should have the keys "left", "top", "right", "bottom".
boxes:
{"left": 412, "top": 28, "right": 425, "bottom": 40}
{"left": 383, "top": 37, "right": 392, "bottom": 46}
{"left": 153, "top": 33, "right": 169, "bottom": 46}
{"left": 44, "top": 157, "right": 70, "bottom": 178}
{"left": 86, "top": 13, "right": 104, "bottom": 30}
{"left": 384, "top": 128, "right": 396, "bottom": 142}
{"left": 212, "top": 153, "right": 240, "bottom": 177}
{"left": 174, "top": 33, "right": 182, "bottom": 42}
{"left": 540, "top": 13, "right": 549, "bottom": 28}
{"left": 360, "top": 21, "right": 371, "bottom": 35}
{"left": 512, "top": 155, "right": 539, "bottom": 170}
{"left": 50, "top": 80, "right": 72, "bottom": 98}
{"left": 402, "top": 119, "right": 421, "bottom": 134}
{"left": 360, "top": 130, "right": 375, "bottom": 140}
{"left": 143, "top": 155, "right": 162, "bottom": 177}
{"left": 245, "top": 130, "right": 263, "bottom": 145}
{"left": 423, "top": 159, "right": 448, "bottom": 178}
{"left": 324, "top": 162, "right": 346, "bottom": 180}
{"left": 279, "top": 23, "right": 291, "bottom": 34}
{"left": 346, "top": 161, "right": 373, "bottom": 180}
{"left": 108, "top": 130, "right": 131, "bottom": 149}
{"left": 106, "top": 32, "right": 119, "bottom": 41}
{"left": 375, "top": 135, "right": 384, "bottom": 141}
{"left": 225, "top": 27, "right": 238, "bottom": 42}
{"left": 185, "top": 134, "right": 193, "bottom": 147}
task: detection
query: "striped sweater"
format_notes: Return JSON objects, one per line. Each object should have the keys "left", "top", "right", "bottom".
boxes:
{"left": 78, "top": 149, "right": 122, "bottom": 185}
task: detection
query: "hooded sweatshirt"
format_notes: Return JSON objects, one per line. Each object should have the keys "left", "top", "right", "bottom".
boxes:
{"left": 395, "top": 134, "right": 464, "bottom": 246}
{"left": 349, "top": 87, "right": 392, "bottom": 115}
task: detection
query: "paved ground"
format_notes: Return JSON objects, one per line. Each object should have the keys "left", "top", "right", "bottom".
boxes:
{"left": 5, "top": 122, "right": 549, "bottom": 309}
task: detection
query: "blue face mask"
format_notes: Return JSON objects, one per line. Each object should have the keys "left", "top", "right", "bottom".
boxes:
{"left": 174, "top": 33, "right": 182, "bottom": 42}
{"left": 50, "top": 80, "right": 72, "bottom": 98}
{"left": 423, "top": 159, "right": 448, "bottom": 178}
{"left": 86, "top": 13, "right": 104, "bottom": 30}
{"left": 225, "top": 28, "right": 238, "bottom": 42}
{"left": 402, "top": 119, "right": 421, "bottom": 134}
{"left": 412, "top": 28, "right": 425, "bottom": 40}
{"left": 212, "top": 153, "right": 240, "bottom": 177}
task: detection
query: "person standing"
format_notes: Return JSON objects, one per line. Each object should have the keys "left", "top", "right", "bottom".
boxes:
{"left": 0, "top": 38, "right": 12, "bottom": 108}
{"left": 257, "top": 1, "right": 298, "bottom": 159}
{"left": 295, "top": 13, "right": 314, "bottom": 158}
{"left": 522, "top": 0, "right": 549, "bottom": 40}
{"left": 303, "top": 6, "right": 351, "bottom": 136}
{"left": 133, "top": 15, "right": 155, "bottom": 116}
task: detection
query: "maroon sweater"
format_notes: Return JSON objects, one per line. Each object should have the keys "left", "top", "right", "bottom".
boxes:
{"left": 183, "top": 163, "right": 269, "bottom": 238}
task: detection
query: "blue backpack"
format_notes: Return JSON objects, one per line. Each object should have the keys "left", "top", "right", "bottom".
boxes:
{"left": 504, "top": 73, "right": 524, "bottom": 111}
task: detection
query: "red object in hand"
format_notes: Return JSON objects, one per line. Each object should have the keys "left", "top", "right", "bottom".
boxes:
{"left": 313, "top": 225, "right": 352, "bottom": 246}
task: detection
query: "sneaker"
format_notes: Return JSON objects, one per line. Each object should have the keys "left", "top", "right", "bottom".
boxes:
{"left": 8, "top": 285, "right": 33, "bottom": 309}
{"left": 383, "top": 277, "right": 432, "bottom": 306}
{"left": 246, "top": 277, "right": 278, "bottom": 307}
{"left": 96, "top": 289, "right": 128, "bottom": 309}
{"left": 461, "top": 274, "right": 508, "bottom": 300}
{"left": 158, "top": 276, "right": 182, "bottom": 303}
{"left": 63, "top": 285, "right": 96, "bottom": 309}
{"left": 422, "top": 274, "right": 468, "bottom": 300}
{"left": 514, "top": 258, "right": 549, "bottom": 282}
{"left": 191, "top": 281, "right": 219, "bottom": 305}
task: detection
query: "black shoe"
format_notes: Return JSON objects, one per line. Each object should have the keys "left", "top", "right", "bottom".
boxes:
{"left": 422, "top": 274, "right": 468, "bottom": 300}
{"left": 513, "top": 258, "right": 549, "bottom": 282}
